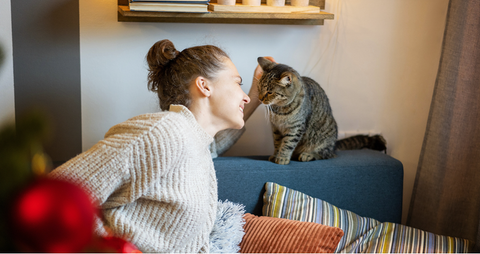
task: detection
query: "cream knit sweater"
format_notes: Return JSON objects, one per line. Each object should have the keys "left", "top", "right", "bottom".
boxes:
{"left": 49, "top": 105, "right": 242, "bottom": 253}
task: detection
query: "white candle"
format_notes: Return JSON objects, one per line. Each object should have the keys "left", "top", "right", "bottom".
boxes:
{"left": 218, "top": 0, "right": 236, "bottom": 5}
{"left": 267, "top": 0, "right": 285, "bottom": 6}
{"left": 242, "top": 0, "right": 260, "bottom": 5}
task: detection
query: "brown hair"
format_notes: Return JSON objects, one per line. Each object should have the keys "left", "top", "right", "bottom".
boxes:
{"left": 146, "top": 39, "right": 230, "bottom": 111}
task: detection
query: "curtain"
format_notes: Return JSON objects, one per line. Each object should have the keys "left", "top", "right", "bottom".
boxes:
{"left": 406, "top": 0, "right": 480, "bottom": 251}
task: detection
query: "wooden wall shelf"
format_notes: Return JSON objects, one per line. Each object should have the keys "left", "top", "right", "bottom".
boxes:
{"left": 117, "top": 0, "right": 334, "bottom": 25}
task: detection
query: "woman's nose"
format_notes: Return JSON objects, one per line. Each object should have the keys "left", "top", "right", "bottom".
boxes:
{"left": 244, "top": 93, "right": 251, "bottom": 104}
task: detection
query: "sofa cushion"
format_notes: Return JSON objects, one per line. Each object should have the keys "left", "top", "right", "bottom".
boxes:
{"left": 240, "top": 213, "right": 344, "bottom": 253}
{"left": 214, "top": 150, "right": 403, "bottom": 223}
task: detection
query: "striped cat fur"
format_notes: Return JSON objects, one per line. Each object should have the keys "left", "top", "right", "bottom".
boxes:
{"left": 257, "top": 57, "right": 386, "bottom": 165}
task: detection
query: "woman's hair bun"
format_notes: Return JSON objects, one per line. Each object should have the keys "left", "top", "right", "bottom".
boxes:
{"left": 146, "top": 39, "right": 180, "bottom": 70}
{"left": 147, "top": 39, "right": 230, "bottom": 111}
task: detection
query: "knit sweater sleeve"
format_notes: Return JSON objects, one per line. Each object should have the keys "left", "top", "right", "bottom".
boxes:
{"left": 209, "top": 127, "right": 245, "bottom": 158}
{"left": 49, "top": 113, "right": 183, "bottom": 208}
{"left": 48, "top": 140, "right": 130, "bottom": 207}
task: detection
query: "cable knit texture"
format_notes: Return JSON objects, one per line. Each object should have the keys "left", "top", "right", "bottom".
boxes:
{"left": 49, "top": 105, "right": 217, "bottom": 253}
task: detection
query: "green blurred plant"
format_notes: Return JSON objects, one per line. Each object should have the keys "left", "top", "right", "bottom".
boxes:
{"left": 0, "top": 110, "right": 51, "bottom": 251}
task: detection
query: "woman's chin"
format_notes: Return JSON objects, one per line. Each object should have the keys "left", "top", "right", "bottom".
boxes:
{"left": 231, "top": 120, "right": 245, "bottom": 130}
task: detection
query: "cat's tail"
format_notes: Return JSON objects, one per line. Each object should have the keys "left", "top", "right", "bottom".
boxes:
{"left": 335, "top": 134, "right": 387, "bottom": 153}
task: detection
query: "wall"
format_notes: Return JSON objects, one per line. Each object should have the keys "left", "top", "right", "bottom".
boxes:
{"left": 80, "top": 0, "right": 449, "bottom": 223}
{"left": 0, "top": 0, "right": 14, "bottom": 124}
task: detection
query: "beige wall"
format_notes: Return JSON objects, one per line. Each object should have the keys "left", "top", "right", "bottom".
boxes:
{"left": 80, "top": 0, "right": 449, "bottom": 223}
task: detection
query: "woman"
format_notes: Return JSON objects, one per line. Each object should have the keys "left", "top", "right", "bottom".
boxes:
{"left": 50, "top": 39, "right": 270, "bottom": 253}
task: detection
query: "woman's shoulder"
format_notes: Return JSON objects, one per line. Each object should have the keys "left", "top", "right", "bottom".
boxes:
{"left": 126, "top": 111, "right": 182, "bottom": 124}
{"left": 104, "top": 111, "right": 188, "bottom": 140}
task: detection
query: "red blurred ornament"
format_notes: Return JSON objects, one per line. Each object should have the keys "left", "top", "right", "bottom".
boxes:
{"left": 9, "top": 178, "right": 97, "bottom": 253}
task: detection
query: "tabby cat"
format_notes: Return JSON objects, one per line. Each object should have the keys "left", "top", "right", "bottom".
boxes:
{"left": 256, "top": 57, "right": 386, "bottom": 165}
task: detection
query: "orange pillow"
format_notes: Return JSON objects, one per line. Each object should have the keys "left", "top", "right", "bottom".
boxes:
{"left": 240, "top": 213, "right": 344, "bottom": 253}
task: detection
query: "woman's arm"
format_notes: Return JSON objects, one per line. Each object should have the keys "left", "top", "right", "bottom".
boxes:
{"left": 242, "top": 56, "right": 275, "bottom": 122}
{"left": 211, "top": 57, "right": 276, "bottom": 157}
{"left": 48, "top": 141, "right": 131, "bottom": 207}
{"left": 49, "top": 114, "right": 180, "bottom": 207}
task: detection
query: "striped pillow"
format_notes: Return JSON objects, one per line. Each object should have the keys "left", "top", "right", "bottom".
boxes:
{"left": 263, "top": 182, "right": 379, "bottom": 252}
{"left": 262, "top": 182, "right": 470, "bottom": 253}
{"left": 240, "top": 213, "right": 344, "bottom": 253}
{"left": 345, "top": 222, "right": 470, "bottom": 253}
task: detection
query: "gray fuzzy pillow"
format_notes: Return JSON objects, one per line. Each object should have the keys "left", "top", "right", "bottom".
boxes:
{"left": 209, "top": 200, "right": 246, "bottom": 253}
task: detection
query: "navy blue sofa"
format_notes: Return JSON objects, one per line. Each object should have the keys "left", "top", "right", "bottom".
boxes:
{"left": 213, "top": 149, "right": 404, "bottom": 223}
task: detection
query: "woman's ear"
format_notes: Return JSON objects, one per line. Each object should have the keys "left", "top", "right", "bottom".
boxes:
{"left": 194, "top": 76, "right": 212, "bottom": 97}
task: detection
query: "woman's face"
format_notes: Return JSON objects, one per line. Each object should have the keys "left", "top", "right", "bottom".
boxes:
{"left": 209, "top": 58, "right": 250, "bottom": 130}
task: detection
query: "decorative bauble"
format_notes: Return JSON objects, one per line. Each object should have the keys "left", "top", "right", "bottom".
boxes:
{"left": 9, "top": 178, "right": 96, "bottom": 253}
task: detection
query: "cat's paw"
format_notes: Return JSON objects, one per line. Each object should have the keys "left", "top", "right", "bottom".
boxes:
{"left": 274, "top": 157, "right": 291, "bottom": 165}
{"left": 268, "top": 155, "right": 277, "bottom": 162}
{"left": 298, "top": 153, "right": 315, "bottom": 162}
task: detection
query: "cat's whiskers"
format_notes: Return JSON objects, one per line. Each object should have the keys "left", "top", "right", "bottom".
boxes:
{"left": 263, "top": 104, "right": 269, "bottom": 120}
{"left": 263, "top": 104, "right": 272, "bottom": 121}
{"left": 267, "top": 105, "right": 274, "bottom": 121}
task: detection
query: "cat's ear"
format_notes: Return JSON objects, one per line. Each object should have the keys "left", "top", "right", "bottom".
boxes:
{"left": 280, "top": 73, "right": 292, "bottom": 87}
{"left": 257, "top": 57, "right": 275, "bottom": 70}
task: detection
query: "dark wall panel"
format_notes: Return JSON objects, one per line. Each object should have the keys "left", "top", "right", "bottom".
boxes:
{"left": 11, "top": 0, "right": 81, "bottom": 164}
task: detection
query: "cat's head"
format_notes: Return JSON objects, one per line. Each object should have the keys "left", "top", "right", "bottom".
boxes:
{"left": 257, "top": 57, "right": 302, "bottom": 106}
